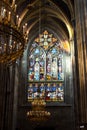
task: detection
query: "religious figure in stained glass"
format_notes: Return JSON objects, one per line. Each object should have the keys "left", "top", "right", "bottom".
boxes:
{"left": 33, "top": 83, "right": 39, "bottom": 99}
{"left": 39, "top": 83, "right": 45, "bottom": 99}
{"left": 51, "top": 83, "right": 57, "bottom": 101}
{"left": 27, "top": 84, "right": 33, "bottom": 100}
{"left": 51, "top": 57, "right": 58, "bottom": 80}
{"left": 34, "top": 59, "right": 40, "bottom": 81}
{"left": 45, "top": 83, "right": 52, "bottom": 101}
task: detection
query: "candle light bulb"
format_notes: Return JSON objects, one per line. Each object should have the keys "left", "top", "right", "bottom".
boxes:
{"left": 16, "top": 15, "right": 19, "bottom": 25}
{"left": 18, "top": 17, "right": 21, "bottom": 27}
{"left": 8, "top": 12, "right": 11, "bottom": 22}
{"left": 2, "top": 8, "right": 6, "bottom": 19}
{"left": 12, "top": 0, "right": 15, "bottom": 7}
{"left": 14, "top": 4, "right": 17, "bottom": 12}
{"left": 23, "top": 25, "right": 25, "bottom": 34}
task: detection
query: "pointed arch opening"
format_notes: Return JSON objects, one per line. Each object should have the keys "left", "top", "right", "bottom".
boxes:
{"left": 27, "top": 30, "right": 70, "bottom": 102}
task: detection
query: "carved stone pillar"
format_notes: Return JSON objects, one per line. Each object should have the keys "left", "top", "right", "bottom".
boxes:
{"left": 0, "top": 63, "right": 18, "bottom": 130}
{"left": 0, "top": 64, "right": 6, "bottom": 130}
{"left": 12, "top": 63, "right": 19, "bottom": 130}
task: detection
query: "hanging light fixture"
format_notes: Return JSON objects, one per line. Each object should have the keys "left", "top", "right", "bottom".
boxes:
{"left": 0, "top": 0, "right": 28, "bottom": 64}
{"left": 27, "top": 0, "right": 51, "bottom": 121}
{"left": 27, "top": 86, "right": 51, "bottom": 121}
{"left": 27, "top": 98, "right": 51, "bottom": 121}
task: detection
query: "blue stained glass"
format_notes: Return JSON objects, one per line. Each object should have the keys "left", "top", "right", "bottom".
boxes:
{"left": 39, "top": 83, "right": 45, "bottom": 99}
{"left": 33, "top": 85, "right": 38, "bottom": 92}
{"left": 46, "top": 56, "right": 52, "bottom": 80}
{"left": 28, "top": 84, "right": 33, "bottom": 100}
{"left": 40, "top": 61, "right": 44, "bottom": 66}
{"left": 58, "top": 73, "right": 63, "bottom": 80}
{"left": 51, "top": 83, "right": 56, "bottom": 91}
{"left": 50, "top": 83, "right": 57, "bottom": 101}
{"left": 45, "top": 84, "right": 50, "bottom": 91}
{"left": 52, "top": 48, "right": 57, "bottom": 54}
{"left": 34, "top": 61, "right": 40, "bottom": 80}
{"left": 45, "top": 83, "right": 52, "bottom": 101}
{"left": 57, "top": 83, "right": 64, "bottom": 101}
{"left": 35, "top": 48, "right": 39, "bottom": 54}
{"left": 28, "top": 69, "right": 34, "bottom": 81}
{"left": 34, "top": 75, "right": 39, "bottom": 80}
{"left": 51, "top": 57, "right": 58, "bottom": 80}
{"left": 30, "top": 59, "right": 34, "bottom": 67}
{"left": 33, "top": 84, "right": 39, "bottom": 98}
{"left": 40, "top": 84, "right": 45, "bottom": 91}
{"left": 28, "top": 83, "right": 64, "bottom": 101}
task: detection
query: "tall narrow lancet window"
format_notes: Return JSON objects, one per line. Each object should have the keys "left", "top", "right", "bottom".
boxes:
{"left": 28, "top": 30, "right": 70, "bottom": 102}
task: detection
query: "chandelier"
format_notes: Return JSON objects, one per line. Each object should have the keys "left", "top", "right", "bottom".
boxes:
{"left": 27, "top": 98, "right": 51, "bottom": 121}
{"left": 0, "top": 0, "right": 28, "bottom": 64}
{"left": 27, "top": 1, "right": 51, "bottom": 121}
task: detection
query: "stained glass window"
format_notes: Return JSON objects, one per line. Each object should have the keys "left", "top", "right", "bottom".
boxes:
{"left": 28, "top": 30, "right": 70, "bottom": 102}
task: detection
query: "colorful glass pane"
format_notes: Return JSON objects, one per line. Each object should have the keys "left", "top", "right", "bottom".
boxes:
{"left": 45, "top": 83, "right": 52, "bottom": 101}
{"left": 57, "top": 83, "right": 64, "bottom": 101}
{"left": 58, "top": 54, "right": 64, "bottom": 80}
{"left": 27, "top": 84, "right": 33, "bottom": 101}
{"left": 28, "top": 58, "right": 34, "bottom": 81}
{"left": 28, "top": 47, "right": 46, "bottom": 81}
{"left": 28, "top": 30, "right": 66, "bottom": 102}
{"left": 46, "top": 53, "right": 52, "bottom": 80}
{"left": 34, "top": 60, "right": 40, "bottom": 81}
{"left": 39, "top": 83, "right": 45, "bottom": 99}
{"left": 40, "top": 58, "right": 45, "bottom": 80}
{"left": 27, "top": 83, "right": 64, "bottom": 102}
{"left": 52, "top": 48, "right": 57, "bottom": 54}
{"left": 35, "top": 30, "right": 57, "bottom": 50}
{"left": 33, "top": 83, "right": 39, "bottom": 99}
{"left": 51, "top": 57, "right": 58, "bottom": 80}
{"left": 34, "top": 48, "right": 40, "bottom": 54}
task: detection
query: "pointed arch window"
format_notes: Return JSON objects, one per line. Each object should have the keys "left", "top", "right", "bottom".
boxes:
{"left": 27, "top": 30, "right": 70, "bottom": 102}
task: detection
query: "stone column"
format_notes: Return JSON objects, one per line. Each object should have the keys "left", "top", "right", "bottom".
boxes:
{"left": 74, "top": 0, "right": 87, "bottom": 129}
{"left": 0, "top": 62, "right": 18, "bottom": 130}
{"left": 12, "top": 62, "right": 19, "bottom": 130}
{"left": 0, "top": 64, "right": 7, "bottom": 130}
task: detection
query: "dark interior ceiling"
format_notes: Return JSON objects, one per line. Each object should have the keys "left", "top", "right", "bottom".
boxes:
{"left": 11, "top": 0, "right": 74, "bottom": 42}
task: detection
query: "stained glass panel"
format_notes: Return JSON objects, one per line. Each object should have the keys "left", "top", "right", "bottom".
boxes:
{"left": 27, "top": 30, "right": 69, "bottom": 102}
{"left": 27, "top": 83, "right": 64, "bottom": 102}
{"left": 27, "top": 84, "right": 33, "bottom": 100}
{"left": 35, "top": 30, "right": 57, "bottom": 50}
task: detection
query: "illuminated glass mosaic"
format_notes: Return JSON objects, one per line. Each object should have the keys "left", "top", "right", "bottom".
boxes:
{"left": 28, "top": 30, "right": 70, "bottom": 102}
{"left": 28, "top": 83, "right": 64, "bottom": 102}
